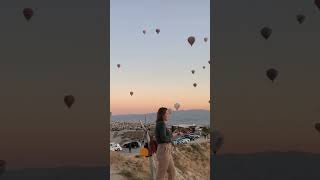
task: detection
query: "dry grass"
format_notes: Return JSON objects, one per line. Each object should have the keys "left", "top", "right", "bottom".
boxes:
{"left": 121, "top": 131, "right": 144, "bottom": 140}
{"left": 111, "top": 142, "right": 210, "bottom": 180}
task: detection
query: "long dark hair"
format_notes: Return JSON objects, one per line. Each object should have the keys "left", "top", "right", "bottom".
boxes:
{"left": 156, "top": 107, "right": 168, "bottom": 122}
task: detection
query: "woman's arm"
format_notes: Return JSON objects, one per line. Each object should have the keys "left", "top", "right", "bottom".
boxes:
{"left": 159, "top": 122, "right": 171, "bottom": 142}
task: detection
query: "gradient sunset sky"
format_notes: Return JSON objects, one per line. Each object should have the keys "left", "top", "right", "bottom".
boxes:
{"left": 110, "top": 0, "right": 210, "bottom": 115}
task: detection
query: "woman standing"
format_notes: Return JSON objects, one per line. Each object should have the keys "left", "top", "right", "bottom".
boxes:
{"left": 155, "top": 107, "right": 178, "bottom": 180}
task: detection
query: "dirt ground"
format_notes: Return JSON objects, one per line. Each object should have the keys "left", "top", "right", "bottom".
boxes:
{"left": 110, "top": 141, "right": 210, "bottom": 180}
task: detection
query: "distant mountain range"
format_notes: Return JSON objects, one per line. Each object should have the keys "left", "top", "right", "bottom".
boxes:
{"left": 213, "top": 151, "right": 320, "bottom": 180}
{"left": 111, "top": 109, "right": 210, "bottom": 126}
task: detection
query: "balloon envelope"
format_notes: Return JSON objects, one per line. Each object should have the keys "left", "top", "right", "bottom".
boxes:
{"left": 266, "top": 68, "right": 278, "bottom": 82}
{"left": 315, "top": 0, "right": 320, "bottom": 10}
{"left": 260, "top": 27, "right": 272, "bottom": 40}
{"left": 117, "top": 64, "right": 121, "bottom": 68}
{"left": 191, "top": 70, "right": 195, "bottom": 74}
{"left": 156, "top": 29, "right": 160, "bottom": 34}
{"left": 174, "top": 103, "right": 180, "bottom": 111}
{"left": 296, "top": 14, "right": 306, "bottom": 24}
{"left": 0, "top": 160, "right": 5, "bottom": 176}
{"left": 64, "top": 95, "right": 75, "bottom": 108}
{"left": 212, "top": 130, "right": 224, "bottom": 153}
{"left": 188, "top": 36, "right": 195, "bottom": 46}
{"left": 193, "top": 83, "right": 197, "bottom": 87}
{"left": 315, "top": 123, "right": 320, "bottom": 132}
{"left": 203, "top": 66, "right": 206, "bottom": 69}
{"left": 204, "top": 37, "right": 208, "bottom": 42}
{"left": 143, "top": 30, "right": 146, "bottom": 34}
{"left": 23, "top": 8, "right": 34, "bottom": 21}
{"left": 130, "top": 91, "right": 134, "bottom": 96}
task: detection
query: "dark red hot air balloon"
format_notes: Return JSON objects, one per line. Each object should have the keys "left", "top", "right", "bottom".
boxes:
{"left": 260, "top": 27, "right": 272, "bottom": 40}
{"left": 212, "top": 130, "right": 224, "bottom": 154}
{"left": 0, "top": 160, "right": 6, "bottom": 176}
{"left": 193, "top": 83, "right": 197, "bottom": 87}
{"left": 23, "top": 8, "right": 34, "bottom": 21}
{"left": 315, "top": 0, "right": 320, "bottom": 10}
{"left": 156, "top": 29, "right": 160, "bottom": 34}
{"left": 204, "top": 37, "right": 208, "bottom": 42}
{"left": 191, "top": 70, "right": 195, "bottom": 74}
{"left": 117, "top": 64, "right": 121, "bottom": 68}
{"left": 64, "top": 95, "right": 75, "bottom": 108}
{"left": 266, "top": 68, "right": 278, "bottom": 82}
{"left": 203, "top": 66, "right": 206, "bottom": 69}
{"left": 143, "top": 30, "right": 146, "bottom": 34}
{"left": 130, "top": 91, "right": 134, "bottom": 96}
{"left": 296, "top": 14, "right": 306, "bottom": 24}
{"left": 315, "top": 122, "right": 320, "bottom": 133}
{"left": 188, "top": 36, "right": 195, "bottom": 46}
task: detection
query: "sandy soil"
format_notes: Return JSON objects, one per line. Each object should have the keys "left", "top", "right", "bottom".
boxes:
{"left": 110, "top": 141, "right": 210, "bottom": 180}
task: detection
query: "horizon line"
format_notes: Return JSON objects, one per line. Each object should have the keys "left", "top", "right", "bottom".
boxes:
{"left": 111, "top": 108, "right": 210, "bottom": 116}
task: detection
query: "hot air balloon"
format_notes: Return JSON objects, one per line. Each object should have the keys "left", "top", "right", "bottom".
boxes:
{"left": 188, "top": 36, "right": 195, "bottom": 46}
{"left": 130, "top": 91, "right": 134, "bottom": 96}
{"left": 143, "top": 30, "right": 146, "bottom": 34}
{"left": 204, "top": 37, "right": 208, "bottom": 42}
{"left": 156, "top": 29, "right": 160, "bottom": 34}
{"left": 23, "top": 8, "right": 34, "bottom": 21}
{"left": 296, "top": 14, "right": 306, "bottom": 24}
{"left": 260, "top": 27, "right": 272, "bottom": 40}
{"left": 315, "top": 0, "right": 320, "bottom": 10}
{"left": 193, "top": 83, "right": 197, "bottom": 87}
{"left": 0, "top": 160, "right": 6, "bottom": 176}
{"left": 208, "top": 60, "right": 211, "bottom": 64}
{"left": 191, "top": 70, "right": 195, "bottom": 74}
{"left": 117, "top": 64, "right": 121, "bottom": 68}
{"left": 203, "top": 66, "right": 206, "bottom": 69}
{"left": 212, "top": 130, "right": 224, "bottom": 154}
{"left": 64, "top": 95, "right": 75, "bottom": 108}
{"left": 266, "top": 68, "right": 278, "bottom": 82}
{"left": 315, "top": 122, "right": 320, "bottom": 133}
{"left": 174, "top": 103, "right": 180, "bottom": 111}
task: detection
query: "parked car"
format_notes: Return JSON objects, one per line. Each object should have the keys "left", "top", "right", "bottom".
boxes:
{"left": 177, "top": 138, "right": 190, "bottom": 144}
{"left": 173, "top": 136, "right": 190, "bottom": 145}
{"left": 189, "top": 133, "right": 201, "bottom": 139}
{"left": 183, "top": 134, "right": 196, "bottom": 141}
{"left": 172, "top": 136, "right": 183, "bottom": 145}
{"left": 110, "top": 143, "right": 122, "bottom": 151}
{"left": 122, "top": 141, "right": 141, "bottom": 149}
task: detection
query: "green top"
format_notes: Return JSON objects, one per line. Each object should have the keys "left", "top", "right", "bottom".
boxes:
{"left": 155, "top": 121, "right": 172, "bottom": 144}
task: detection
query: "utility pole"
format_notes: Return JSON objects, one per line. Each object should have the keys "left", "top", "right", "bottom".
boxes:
{"left": 145, "top": 114, "right": 147, "bottom": 125}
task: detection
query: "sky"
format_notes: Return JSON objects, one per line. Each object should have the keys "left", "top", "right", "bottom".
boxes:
{"left": 0, "top": 1, "right": 108, "bottom": 170}
{"left": 110, "top": 0, "right": 210, "bottom": 115}
{"left": 213, "top": 0, "right": 320, "bottom": 153}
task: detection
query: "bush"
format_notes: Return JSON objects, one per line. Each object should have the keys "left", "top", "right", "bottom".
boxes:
{"left": 202, "top": 127, "right": 210, "bottom": 136}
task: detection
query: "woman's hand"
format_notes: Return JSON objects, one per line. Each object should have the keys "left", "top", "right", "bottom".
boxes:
{"left": 172, "top": 132, "right": 179, "bottom": 138}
